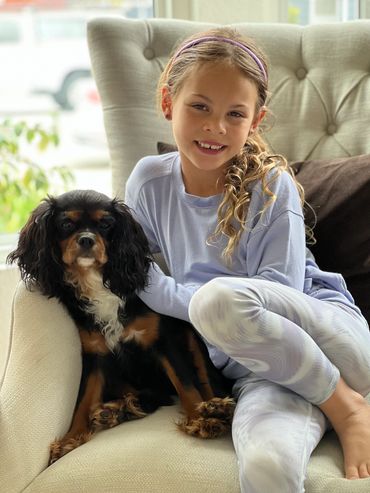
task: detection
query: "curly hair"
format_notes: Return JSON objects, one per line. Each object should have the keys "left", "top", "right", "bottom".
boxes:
{"left": 158, "top": 27, "right": 312, "bottom": 261}
{"left": 210, "top": 135, "right": 310, "bottom": 260}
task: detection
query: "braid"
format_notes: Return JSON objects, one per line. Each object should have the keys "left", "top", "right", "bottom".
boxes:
{"left": 209, "top": 135, "right": 312, "bottom": 262}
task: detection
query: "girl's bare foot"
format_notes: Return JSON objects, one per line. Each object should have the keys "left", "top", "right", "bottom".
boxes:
{"left": 319, "top": 377, "right": 370, "bottom": 479}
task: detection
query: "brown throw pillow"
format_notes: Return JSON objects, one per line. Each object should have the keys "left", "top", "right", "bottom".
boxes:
{"left": 293, "top": 155, "right": 370, "bottom": 324}
{"left": 157, "top": 142, "right": 370, "bottom": 325}
{"left": 157, "top": 142, "right": 177, "bottom": 154}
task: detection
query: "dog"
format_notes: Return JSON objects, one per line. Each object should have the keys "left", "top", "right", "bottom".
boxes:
{"left": 7, "top": 189, "right": 235, "bottom": 464}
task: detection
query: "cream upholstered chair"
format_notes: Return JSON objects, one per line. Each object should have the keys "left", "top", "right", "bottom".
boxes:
{"left": 1, "top": 17, "right": 370, "bottom": 493}
{"left": 87, "top": 18, "right": 370, "bottom": 196}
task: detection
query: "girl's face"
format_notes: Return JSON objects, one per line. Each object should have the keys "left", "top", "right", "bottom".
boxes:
{"left": 162, "top": 61, "right": 265, "bottom": 195}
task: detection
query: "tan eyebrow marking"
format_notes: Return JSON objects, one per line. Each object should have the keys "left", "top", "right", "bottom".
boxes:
{"left": 65, "top": 210, "right": 82, "bottom": 221}
{"left": 90, "top": 210, "right": 109, "bottom": 221}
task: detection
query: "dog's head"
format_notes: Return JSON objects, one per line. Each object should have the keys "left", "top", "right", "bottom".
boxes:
{"left": 7, "top": 190, "right": 152, "bottom": 299}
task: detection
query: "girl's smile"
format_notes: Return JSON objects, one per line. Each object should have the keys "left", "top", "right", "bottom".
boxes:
{"left": 195, "top": 140, "right": 227, "bottom": 154}
{"left": 162, "top": 61, "right": 264, "bottom": 196}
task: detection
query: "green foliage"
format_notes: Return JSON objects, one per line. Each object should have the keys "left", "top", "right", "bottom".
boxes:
{"left": 0, "top": 119, "right": 74, "bottom": 233}
{"left": 288, "top": 6, "right": 301, "bottom": 24}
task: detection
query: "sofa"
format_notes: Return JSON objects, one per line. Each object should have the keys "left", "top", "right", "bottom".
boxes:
{"left": 1, "top": 17, "right": 370, "bottom": 493}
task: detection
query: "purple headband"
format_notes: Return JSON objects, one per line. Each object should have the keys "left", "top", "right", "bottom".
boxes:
{"left": 173, "top": 36, "right": 267, "bottom": 81}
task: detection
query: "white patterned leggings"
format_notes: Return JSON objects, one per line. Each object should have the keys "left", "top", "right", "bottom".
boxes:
{"left": 188, "top": 278, "right": 370, "bottom": 493}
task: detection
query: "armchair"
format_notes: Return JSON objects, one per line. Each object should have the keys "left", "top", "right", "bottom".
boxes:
{"left": 1, "top": 17, "right": 370, "bottom": 493}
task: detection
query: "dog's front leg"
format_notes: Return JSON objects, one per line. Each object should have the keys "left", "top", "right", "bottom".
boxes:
{"left": 49, "top": 360, "right": 105, "bottom": 465}
{"left": 89, "top": 384, "right": 148, "bottom": 432}
{"left": 161, "top": 355, "right": 235, "bottom": 439}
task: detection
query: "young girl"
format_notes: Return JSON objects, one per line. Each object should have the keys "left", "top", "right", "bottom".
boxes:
{"left": 125, "top": 27, "right": 370, "bottom": 492}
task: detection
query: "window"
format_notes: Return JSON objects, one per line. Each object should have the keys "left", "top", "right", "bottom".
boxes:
{"left": 34, "top": 17, "right": 87, "bottom": 41}
{"left": 155, "top": 0, "right": 369, "bottom": 23}
{"left": 0, "top": 19, "right": 21, "bottom": 42}
{"left": 0, "top": 0, "right": 153, "bottom": 264}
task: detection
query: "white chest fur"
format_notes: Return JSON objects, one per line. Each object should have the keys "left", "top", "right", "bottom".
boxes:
{"left": 76, "top": 270, "right": 124, "bottom": 351}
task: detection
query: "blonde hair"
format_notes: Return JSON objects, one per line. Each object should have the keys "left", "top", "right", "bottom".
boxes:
{"left": 158, "top": 27, "right": 312, "bottom": 261}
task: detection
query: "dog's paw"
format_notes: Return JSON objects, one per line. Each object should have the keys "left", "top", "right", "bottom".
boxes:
{"left": 89, "top": 393, "right": 147, "bottom": 431}
{"left": 49, "top": 432, "right": 93, "bottom": 465}
{"left": 197, "top": 396, "right": 235, "bottom": 423}
{"left": 177, "top": 416, "right": 230, "bottom": 438}
{"left": 177, "top": 397, "right": 236, "bottom": 439}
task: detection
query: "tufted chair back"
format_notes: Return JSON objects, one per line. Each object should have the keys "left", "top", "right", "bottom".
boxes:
{"left": 87, "top": 18, "right": 370, "bottom": 197}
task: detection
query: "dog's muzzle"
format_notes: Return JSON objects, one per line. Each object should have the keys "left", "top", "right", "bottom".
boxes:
{"left": 77, "top": 232, "right": 96, "bottom": 250}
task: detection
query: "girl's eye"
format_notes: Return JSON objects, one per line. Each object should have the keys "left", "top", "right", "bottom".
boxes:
{"left": 229, "top": 111, "right": 244, "bottom": 118}
{"left": 191, "top": 103, "right": 208, "bottom": 111}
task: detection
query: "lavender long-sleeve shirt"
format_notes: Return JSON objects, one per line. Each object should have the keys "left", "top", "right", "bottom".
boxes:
{"left": 125, "top": 152, "right": 361, "bottom": 377}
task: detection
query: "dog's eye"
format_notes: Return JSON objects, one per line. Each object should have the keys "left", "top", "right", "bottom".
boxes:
{"left": 98, "top": 217, "right": 115, "bottom": 231}
{"left": 99, "top": 222, "right": 110, "bottom": 229}
{"left": 60, "top": 219, "right": 75, "bottom": 232}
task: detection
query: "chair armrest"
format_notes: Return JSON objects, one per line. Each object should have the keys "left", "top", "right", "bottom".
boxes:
{"left": 0, "top": 281, "right": 81, "bottom": 493}
{"left": 0, "top": 266, "right": 20, "bottom": 381}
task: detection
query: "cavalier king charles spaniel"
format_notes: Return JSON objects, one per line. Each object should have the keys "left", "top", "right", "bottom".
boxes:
{"left": 8, "top": 190, "right": 235, "bottom": 464}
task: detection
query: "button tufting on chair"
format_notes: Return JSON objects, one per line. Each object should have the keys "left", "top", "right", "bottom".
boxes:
{"left": 143, "top": 47, "right": 155, "bottom": 59}
{"left": 327, "top": 123, "right": 337, "bottom": 135}
{"left": 296, "top": 67, "right": 307, "bottom": 79}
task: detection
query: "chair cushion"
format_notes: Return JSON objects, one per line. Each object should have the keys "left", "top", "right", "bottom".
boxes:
{"left": 24, "top": 399, "right": 370, "bottom": 493}
{"left": 24, "top": 404, "right": 239, "bottom": 493}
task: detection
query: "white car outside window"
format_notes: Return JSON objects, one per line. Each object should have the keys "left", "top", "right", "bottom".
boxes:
{"left": 0, "top": 10, "right": 107, "bottom": 110}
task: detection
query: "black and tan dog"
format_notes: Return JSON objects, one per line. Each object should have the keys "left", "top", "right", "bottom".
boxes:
{"left": 8, "top": 190, "right": 235, "bottom": 464}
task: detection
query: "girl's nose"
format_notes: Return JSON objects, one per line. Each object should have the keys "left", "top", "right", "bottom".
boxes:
{"left": 203, "top": 116, "right": 226, "bottom": 135}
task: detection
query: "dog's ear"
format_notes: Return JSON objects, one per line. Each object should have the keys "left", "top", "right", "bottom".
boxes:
{"left": 7, "top": 196, "right": 64, "bottom": 296}
{"left": 103, "top": 199, "right": 152, "bottom": 298}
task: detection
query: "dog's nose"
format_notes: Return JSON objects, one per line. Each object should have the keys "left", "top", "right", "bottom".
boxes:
{"left": 78, "top": 235, "right": 95, "bottom": 249}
